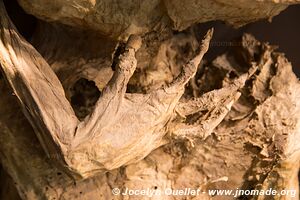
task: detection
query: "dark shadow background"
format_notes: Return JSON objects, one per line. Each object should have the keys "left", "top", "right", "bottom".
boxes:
{"left": 194, "top": 5, "right": 300, "bottom": 77}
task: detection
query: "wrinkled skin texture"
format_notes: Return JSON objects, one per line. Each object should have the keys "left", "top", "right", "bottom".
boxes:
{"left": 16, "top": 0, "right": 300, "bottom": 38}
{"left": 0, "top": 1, "right": 300, "bottom": 200}
{"left": 0, "top": 1, "right": 216, "bottom": 178}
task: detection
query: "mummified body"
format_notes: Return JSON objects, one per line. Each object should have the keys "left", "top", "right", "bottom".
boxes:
{"left": 0, "top": 0, "right": 300, "bottom": 199}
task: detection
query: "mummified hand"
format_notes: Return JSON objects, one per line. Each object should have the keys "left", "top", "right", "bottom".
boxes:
{"left": 0, "top": 1, "right": 213, "bottom": 178}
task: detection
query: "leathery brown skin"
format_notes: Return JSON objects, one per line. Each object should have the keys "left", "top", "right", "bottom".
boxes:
{"left": 0, "top": 1, "right": 217, "bottom": 178}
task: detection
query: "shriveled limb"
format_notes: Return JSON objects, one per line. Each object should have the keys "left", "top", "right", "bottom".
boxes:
{"left": 172, "top": 92, "right": 241, "bottom": 141}
{"left": 64, "top": 30, "right": 214, "bottom": 176}
{"left": 0, "top": 1, "right": 78, "bottom": 163}
{"left": 0, "top": 2, "right": 213, "bottom": 178}
{"left": 171, "top": 64, "right": 258, "bottom": 140}
{"left": 72, "top": 36, "right": 142, "bottom": 145}
{"left": 175, "top": 65, "right": 256, "bottom": 117}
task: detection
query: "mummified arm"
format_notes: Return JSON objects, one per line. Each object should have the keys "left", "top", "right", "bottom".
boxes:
{"left": 0, "top": 1, "right": 141, "bottom": 164}
{"left": 0, "top": 1, "right": 212, "bottom": 177}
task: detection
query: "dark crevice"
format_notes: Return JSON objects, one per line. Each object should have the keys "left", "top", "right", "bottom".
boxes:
{"left": 70, "top": 78, "right": 101, "bottom": 120}
{"left": 111, "top": 42, "right": 126, "bottom": 71}
{"left": 186, "top": 110, "right": 208, "bottom": 125}
{"left": 3, "top": 0, "right": 38, "bottom": 41}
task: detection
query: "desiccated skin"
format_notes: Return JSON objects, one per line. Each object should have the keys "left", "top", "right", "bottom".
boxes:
{"left": 1, "top": 1, "right": 300, "bottom": 200}
{"left": 1, "top": 30, "right": 298, "bottom": 199}
{"left": 114, "top": 35, "right": 300, "bottom": 200}
{"left": 0, "top": 1, "right": 222, "bottom": 179}
{"left": 171, "top": 64, "right": 258, "bottom": 142}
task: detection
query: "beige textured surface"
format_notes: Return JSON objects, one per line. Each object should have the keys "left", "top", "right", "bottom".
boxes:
{"left": 0, "top": 1, "right": 216, "bottom": 178}
{"left": 0, "top": 1, "right": 300, "bottom": 199}
{"left": 16, "top": 0, "right": 300, "bottom": 38}
{"left": 165, "top": 0, "right": 300, "bottom": 30}
{"left": 1, "top": 29, "right": 299, "bottom": 199}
